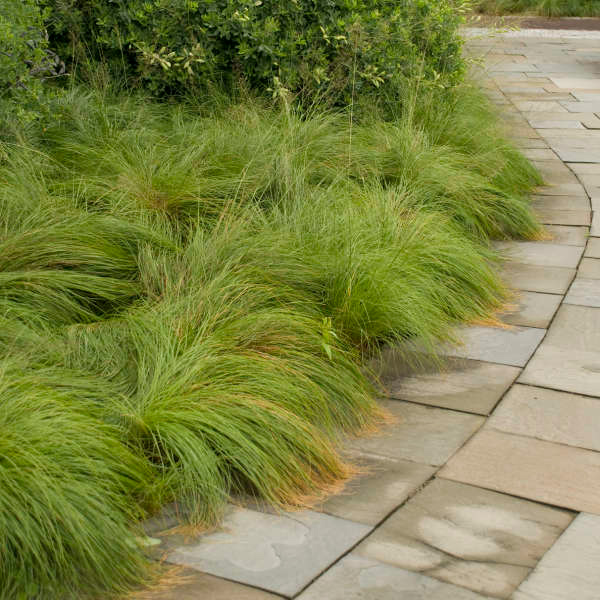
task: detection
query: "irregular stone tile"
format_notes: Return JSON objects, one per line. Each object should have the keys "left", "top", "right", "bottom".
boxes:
{"left": 348, "top": 400, "right": 483, "bottom": 467}
{"left": 565, "top": 277, "right": 600, "bottom": 307}
{"left": 163, "top": 507, "right": 370, "bottom": 597}
{"left": 356, "top": 479, "right": 572, "bottom": 599}
{"left": 545, "top": 225, "right": 588, "bottom": 246}
{"left": 489, "top": 384, "right": 600, "bottom": 452}
{"left": 297, "top": 553, "right": 494, "bottom": 600}
{"left": 318, "top": 455, "right": 435, "bottom": 526}
{"left": 501, "top": 290, "right": 561, "bottom": 328}
{"left": 520, "top": 304, "right": 600, "bottom": 397}
{"left": 494, "top": 241, "right": 583, "bottom": 268}
{"left": 534, "top": 207, "right": 591, "bottom": 226}
{"left": 136, "top": 568, "right": 282, "bottom": 600}
{"left": 444, "top": 325, "right": 545, "bottom": 367}
{"left": 578, "top": 257, "right": 600, "bottom": 278}
{"left": 383, "top": 358, "right": 520, "bottom": 415}
{"left": 439, "top": 429, "right": 600, "bottom": 514}
{"left": 502, "top": 262, "right": 574, "bottom": 294}
{"left": 551, "top": 78, "right": 600, "bottom": 89}
{"left": 532, "top": 195, "right": 589, "bottom": 210}
{"left": 585, "top": 236, "right": 600, "bottom": 257}
{"left": 513, "top": 513, "right": 600, "bottom": 600}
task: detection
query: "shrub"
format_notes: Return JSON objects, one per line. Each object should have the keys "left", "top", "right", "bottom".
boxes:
{"left": 46, "top": 0, "right": 469, "bottom": 103}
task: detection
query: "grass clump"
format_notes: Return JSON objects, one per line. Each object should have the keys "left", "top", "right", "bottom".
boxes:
{"left": 476, "top": 0, "right": 600, "bottom": 16}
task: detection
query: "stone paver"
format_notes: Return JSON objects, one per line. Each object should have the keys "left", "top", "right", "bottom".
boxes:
{"left": 500, "top": 290, "right": 561, "bottom": 328}
{"left": 348, "top": 400, "right": 483, "bottom": 466}
{"left": 163, "top": 507, "right": 370, "bottom": 597}
{"left": 565, "top": 277, "right": 600, "bottom": 307}
{"left": 444, "top": 325, "right": 545, "bottom": 367}
{"left": 384, "top": 358, "right": 520, "bottom": 415}
{"left": 519, "top": 304, "right": 600, "bottom": 396}
{"left": 439, "top": 429, "right": 600, "bottom": 514}
{"left": 355, "top": 479, "right": 572, "bottom": 598}
{"left": 512, "top": 513, "right": 600, "bottom": 600}
{"left": 297, "top": 554, "right": 495, "bottom": 600}
{"left": 534, "top": 207, "right": 591, "bottom": 226}
{"left": 531, "top": 195, "right": 589, "bottom": 211}
{"left": 578, "top": 257, "right": 600, "bottom": 278}
{"left": 489, "top": 384, "right": 600, "bottom": 452}
{"left": 544, "top": 225, "right": 588, "bottom": 246}
{"left": 585, "top": 237, "right": 600, "bottom": 257}
{"left": 318, "top": 455, "right": 435, "bottom": 526}
{"left": 494, "top": 241, "right": 583, "bottom": 268}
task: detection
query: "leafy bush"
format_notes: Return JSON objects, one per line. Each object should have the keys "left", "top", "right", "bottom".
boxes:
{"left": 46, "top": 0, "right": 469, "bottom": 103}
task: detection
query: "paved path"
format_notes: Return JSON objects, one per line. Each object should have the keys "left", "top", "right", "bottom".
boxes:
{"left": 143, "top": 29, "right": 600, "bottom": 600}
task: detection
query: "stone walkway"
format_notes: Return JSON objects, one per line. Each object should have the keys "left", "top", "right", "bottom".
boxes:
{"left": 143, "top": 29, "right": 600, "bottom": 600}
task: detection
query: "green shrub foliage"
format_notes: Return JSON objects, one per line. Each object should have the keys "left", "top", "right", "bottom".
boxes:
{"left": 47, "top": 0, "right": 469, "bottom": 102}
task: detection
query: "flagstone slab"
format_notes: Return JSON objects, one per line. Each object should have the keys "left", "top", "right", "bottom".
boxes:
{"left": 592, "top": 211, "right": 600, "bottom": 236}
{"left": 383, "top": 358, "right": 520, "bottom": 415}
{"left": 489, "top": 384, "right": 600, "bottom": 451}
{"left": 585, "top": 236, "right": 600, "bottom": 257}
{"left": 163, "top": 507, "right": 370, "bottom": 597}
{"left": 529, "top": 120, "right": 584, "bottom": 129}
{"left": 522, "top": 148, "right": 557, "bottom": 160}
{"left": 536, "top": 184, "right": 587, "bottom": 197}
{"left": 578, "top": 257, "right": 600, "bottom": 278}
{"left": 297, "top": 554, "right": 494, "bottom": 600}
{"left": 139, "top": 568, "right": 283, "bottom": 600}
{"left": 545, "top": 225, "right": 588, "bottom": 246}
{"left": 515, "top": 101, "right": 568, "bottom": 112}
{"left": 502, "top": 262, "right": 576, "bottom": 294}
{"left": 555, "top": 148, "right": 600, "bottom": 162}
{"left": 565, "top": 277, "right": 600, "bottom": 307}
{"left": 513, "top": 513, "right": 600, "bottom": 600}
{"left": 444, "top": 325, "right": 545, "bottom": 367}
{"left": 570, "top": 162, "right": 600, "bottom": 175}
{"left": 318, "top": 455, "right": 435, "bottom": 526}
{"left": 534, "top": 207, "right": 591, "bottom": 226}
{"left": 501, "top": 290, "right": 561, "bottom": 328}
{"left": 494, "top": 241, "right": 583, "bottom": 268}
{"left": 531, "top": 196, "right": 589, "bottom": 211}
{"left": 562, "top": 101, "right": 600, "bottom": 113}
{"left": 348, "top": 400, "right": 483, "bottom": 467}
{"left": 519, "top": 304, "right": 600, "bottom": 397}
{"left": 439, "top": 429, "right": 600, "bottom": 514}
{"left": 355, "top": 479, "right": 572, "bottom": 599}
{"left": 551, "top": 78, "right": 600, "bottom": 89}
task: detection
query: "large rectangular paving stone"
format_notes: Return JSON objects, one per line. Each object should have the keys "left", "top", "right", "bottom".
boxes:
{"left": 534, "top": 207, "right": 591, "bottom": 226}
{"left": 513, "top": 513, "right": 600, "bottom": 600}
{"left": 348, "top": 400, "right": 483, "bottom": 466}
{"left": 578, "top": 257, "right": 600, "bottom": 278}
{"left": 565, "top": 277, "right": 600, "bottom": 307}
{"left": 489, "top": 384, "right": 600, "bottom": 452}
{"left": 318, "top": 455, "right": 435, "bottom": 526}
{"left": 545, "top": 225, "right": 588, "bottom": 246}
{"left": 163, "top": 507, "right": 370, "bottom": 597}
{"left": 439, "top": 429, "right": 600, "bottom": 514}
{"left": 384, "top": 357, "right": 520, "bottom": 415}
{"left": 297, "top": 554, "right": 494, "bottom": 600}
{"left": 494, "top": 241, "right": 583, "bottom": 268}
{"left": 585, "top": 236, "right": 600, "bottom": 257}
{"left": 501, "top": 290, "right": 561, "bottom": 328}
{"left": 519, "top": 304, "right": 600, "bottom": 397}
{"left": 444, "top": 325, "right": 545, "bottom": 367}
{"left": 531, "top": 195, "right": 589, "bottom": 211}
{"left": 555, "top": 148, "right": 600, "bottom": 163}
{"left": 551, "top": 77, "right": 600, "bottom": 89}
{"left": 355, "top": 479, "right": 572, "bottom": 599}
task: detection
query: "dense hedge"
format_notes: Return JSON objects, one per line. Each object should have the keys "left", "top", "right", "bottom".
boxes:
{"left": 46, "top": 0, "right": 469, "bottom": 103}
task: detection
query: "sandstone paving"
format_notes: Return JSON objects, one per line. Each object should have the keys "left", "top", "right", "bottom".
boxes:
{"left": 355, "top": 479, "right": 572, "bottom": 598}
{"left": 585, "top": 236, "right": 600, "bottom": 256}
{"left": 578, "top": 256, "right": 600, "bottom": 278}
{"left": 444, "top": 324, "right": 545, "bottom": 367}
{"left": 519, "top": 304, "right": 600, "bottom": 397}
{"left": 317, "top": 455, "right": 435, "bottom": 526}
{"left": 493, "top": 240, "right": 583, "bottom": 268}
{"left": 382, "top": 357, "right": 520, "bottom": 415}
{"left": 592, "top": 210, "right": 600, "bottom": 236}
{"left": 532, "top": 207, "right": 590, "bottom": 226}
{"left": 348, "top": 400, "right": 483, "bottom": 467}
{"left": 551, "top": 77, "right": 600, "bottom": 89}
{"left": 297, "top": 553, "right": 495, "bottom": 600}
{"left": 565, "top": 277, "right": 600, "bottom": 307}
{"left": 439, "top": 429, "right": 600, "bottom": 514}
{"left": 544, "top": 224, "right": 588, "bottom": 246}
{"left": 162, "top": 506, "right": 371, "bottom": 597}
{"left": 488, "top": 384, "right": 600, "bottom": 452}
{"left": 500, "top": 290, "right": 561, "bottom": 328}
{"left": 531, "top": 195, "right": 589, "bottom": 211}
{"left": 512, "top": 513, "right": 600, "bottom": 600}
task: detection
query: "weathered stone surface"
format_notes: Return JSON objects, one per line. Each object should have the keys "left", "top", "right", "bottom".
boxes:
{"left": 531, "top": 195, "right": 589, "bottom": 211}
{"left": 494, "top": 241, "right": 583, "bottom": 268}
{"left": 348, "top": 400, "right": 483, "bottom": 467}
{"left": 529, "top": 120, "right": 584, "bottom": 129}
{"left": 384, "top": 358, "right": 520, "bottom": 415}
{"left": 501, "top": 290, "right": 561, "bottom": 328}
{"left": 519, "top": 304, "right": 600, "bottom": 397}
{"left": 513, "top": 513, "right": 600, "bottom": 600}
{"left": 565, "top": 277, "right": 600, "bottom": 307}
{"left": 554, "top": 148, "right": 600, "bottom": 163}
{"left": 355, "top": 479, "right": 572, "bottom": 599}
{"left": 444, "top": 325, "right": 545, "bottom": 367}
{"left": 318, "top": 455, "right": 435, "bottom": 526}
{"left": 544, "top": 225, "right": 588, "bottom": 246}
{"left": 578, "top": 257, "right": 600, "bottom": 278}
{"left": 297, "top": 554, "right": 494, "bottom": 600}
{"left": 534, "top": 207, "right": 591, "bottom": 226}
{"left": 522, "top": 148, "right": 557, "bottom": 160}
{"left": 137, "top": 568, "right": 282, "bottom": 600}
{"left": 163, "top": 507, "right": 370, "bottom": 597}
{"left": 515, "top": 101, "right": 567, "bottom": 112}
{"left": 562, "top": 101, "right": 600, "bottom": 113}
{"left": 489, "top": 384, "right": 600, "bottom": 451}
{"left": 585, "top": 236, "right": 600, "bottom": 257}
{"left": 592, "top": 211, "right": 600, "bottom": 236}
{"left": 551, "top": 77, "right": 600, "bottom": 89}
{"left": 439, "top": 429, "right": 600, "bottom": 514}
